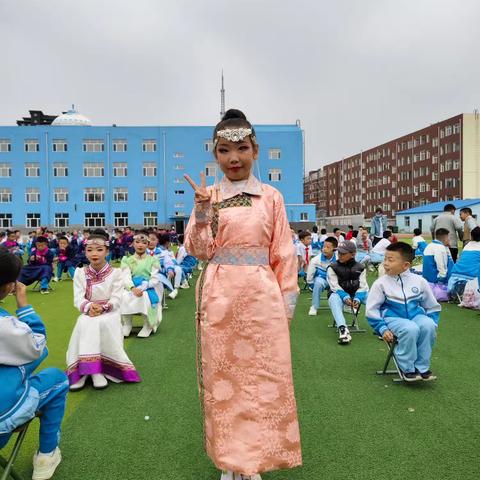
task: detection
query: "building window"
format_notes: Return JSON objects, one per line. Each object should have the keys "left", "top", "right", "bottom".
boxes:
{"left": 445, "top": 125, "right": 452, "bottom": 136}
{"left": 0, "top": 163, "right": 12, "bottom": 177}
{"left": 0, "top": 139, "right": 11, "bottom": 152}
{"left": 144, "top": 187, "right": 157, "bottom": 202}
{"left": 173, "top": 152, "right": 184, "bottom": 158}
{"left": 204, "top": 140, "right": 214, "bottom": 152}
{"left": 174, "top": 190, "right": 185, "bottom": 195}
{"left": 113, "top": 162, "right": 127, "bottom": 177}
{"left": 205, "top": 162, "right": 216, "bottom": 177}
{"left": 268, "top": 168, "right": 282, "bottom": 182}
{"left": 144, "top": 211, "right": 158, "bottom": 227}
{"left": 83, "top": 163, "right": 104, "bottom": 177}
{"left": 300, "top": 212, "right": 309, "bottom": 221}
{"left": 83, "top": 139, "right": 105, "bottom": 152}
{"left": 453, "top": 123, "right": 461, "bottom": 134}
{"left": 114, "top": 212, "right": 129, "bottom": 227}
{"left": 174, "top": 164, "right": 184, "bottom": 170}
{"left": 0, "top": 213, "right": 12, "bottom": 228}
{"left": 25, "top": 163, "right": 40, "bottom": 177}
{"left": 0, "top": 188, "right": 12, "bottom": 203}
{"left": 84, "top": 188, "right": 105, "bottom": 202}
{"left": 269, "top": 148, "right": 281, "bottom": 160}
{"left": 26, "top": 213, "right": 41, "bottom": 228}
{"left": 26, "top": 188, "right": 40, "bottom": 203}
{"left": 55, "top": 213, "right": 69, "bottom": 228}
{"left": 113, "top": 187, "right": 128, "bottom": 202}
{"left": 143, "top": 162, "right": 157, "bottom": 177}
{"left": 53, "top": 162, "right": 68, "bottom": 177}
{"left": 52, "top": 139, "right": 68, "bottom": 152}
{"left": 112, "top": 139, "right": 127, "bottom": 152}
{"left": 85, "top": 212, "right": 105, "bottom": 228}
{"left": 54, "top": 188, "right": 69, "bottom": 203}
{"left": 142, "top": 140, "right": 157, "bottom": 152}
{"left": 24, "top": 139, "right": 39, "bottom": 152}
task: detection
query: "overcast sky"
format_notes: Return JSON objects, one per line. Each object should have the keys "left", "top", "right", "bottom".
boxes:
{"left": 1, "top": 0, "right": 479, "bottom": 171}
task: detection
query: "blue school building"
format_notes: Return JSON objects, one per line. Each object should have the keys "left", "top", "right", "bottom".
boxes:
{"left": 0, "top": 108, "right": 315, "bottom": 232}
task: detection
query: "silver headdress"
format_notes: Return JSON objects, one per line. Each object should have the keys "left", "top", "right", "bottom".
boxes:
{"left": 133, "top": 233, "right": 149, "bottom": 243}
{"left": 214, "top": 128, "right": 255, "bottom": 147}
{"left": 86, "top": 238, "right": 109, "bottom": 247}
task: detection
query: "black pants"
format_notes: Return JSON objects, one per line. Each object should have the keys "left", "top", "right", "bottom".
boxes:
{"left": 372, "top": 236, "right": 382, "bottom": 247}
{"left": 449, "top": 247, "right": 458, "bottom": 262}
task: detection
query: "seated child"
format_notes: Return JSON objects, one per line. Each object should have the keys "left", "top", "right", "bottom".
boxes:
{"left": 0, "top": 247, "right": 68, "bottom": 479}
{"left": 422, "top": 228, "right": 453, "bottom": 301}
{"left": 4, "top": 230, "right": 24, "bottom": 260}
{"left": 366, "top": 242, "right": 441, "bottom": 382}
{"left": 158, "top": 232, "right": 186, "bottom": 297}
{"left": 175, "top": 234, "right": 195, "bottom": 287}
{"left": 355, "top": 229, "right": 372, "bottom": 265}
{"left": 369, "top": 230, "right": 392, "bottom": 264}
{"left": 296, "top": 230, "right": 313, "bottom": 276}
{"left": 448, "top": 226, "right": 480, "bottom": 298}
{"left": 319, "top": 228, "right": 328, "bottom": 249}
{"left": 412, "top": 228, "right": 427, "bottom": 257}
{"left": 121, "top": 232, "right": 163, "bottom": 338}
{"left": 67, "top": 229, "right": 140, "bottom": 391}
{"left": 53, "top": 236, "right": 77, "bottom": 281}
{"left": 307, "top": 236, "right": 338, "bottom": 316}
{"left": 18, "top": 236, "right": 53, "bottom": 294}
{"left": 310, "top": 226, "right": 321, "bottom": 254}
{"left": 327, "top": 241, "right": 369, "bottom": 344}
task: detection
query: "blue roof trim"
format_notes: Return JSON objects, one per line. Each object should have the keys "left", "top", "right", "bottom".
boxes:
{"left": 397, "top": 199, "right": 480, "bottom": 215}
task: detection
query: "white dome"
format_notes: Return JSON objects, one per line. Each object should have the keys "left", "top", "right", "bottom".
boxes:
{"left": 52, "top": 106, "right": 92, "bottom": 126}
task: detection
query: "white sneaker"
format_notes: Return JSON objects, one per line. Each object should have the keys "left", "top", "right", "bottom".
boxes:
{"left": 32, "top": 447, "right": 62, "bottom": 480}
{"left": 308, "top": 306, "right": 317, "bottom": 316}
{"left": 91, "top": 373, "right": 108, "bottom": 389}
{"left": 220, "top": 472, "right": 234, "bottom": 480}
{"left": 52, "top": 277, "right": 59, "bottom": 282}
{"left": 180, "top": 280, "right": 190, "bottom": 289}
{"left": 168, "top": 288, "right": 178, "bottom": 299}
{"left": 338, "top": 325, "right": 352, "bottom": 344}
{"left": 137, "top": 324, "right": 153, "bottom": 338}
{"left": 122, "top": 317, "right": 133, "bottom": 337}
{"left": 69, "top": 375, "right": 87, "bottom": 392}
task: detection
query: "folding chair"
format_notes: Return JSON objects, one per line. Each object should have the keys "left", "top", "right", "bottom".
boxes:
{"left": 376, "top": 338, "right": 404, "bottom": 382}
{"left": 0, "top": 414, "right": 39, "bottom": 480}
{"left": 31, "top": 281, "right": 54, "bottom": 293}
{"left": 329, "top": 301, "right": 366, "bottom": 333}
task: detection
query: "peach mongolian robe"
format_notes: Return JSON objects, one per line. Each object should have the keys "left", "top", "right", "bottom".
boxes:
{"left": 185, "top": 174, "right": 302, "bottom": 475}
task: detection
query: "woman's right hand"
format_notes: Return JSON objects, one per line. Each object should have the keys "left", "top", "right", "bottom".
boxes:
{"left": 184, "top": 172, "right": 211, "bottom": 203}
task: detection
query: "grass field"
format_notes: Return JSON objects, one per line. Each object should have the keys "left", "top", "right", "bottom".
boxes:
{"left": 1, "top": 272, "right": 480, "bottom": 480}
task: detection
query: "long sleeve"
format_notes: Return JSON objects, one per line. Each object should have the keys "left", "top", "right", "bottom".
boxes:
{"left": 107, "top": 270, "right": 124, "bottom": 311}
{"left": 354, "top": 270, "right": 369, "bottom": 302}
{"left": 73, "top": 267, "right": 91, "bottom": 314}
{"left": 420, "top": 278, "right": 441, "bottom": 324}
{"left": 0, "top": 306, "right": 47, "bottom": 366}
{"left": 121, "top": 256, "right": 135, "bottom": 290}
{"left": 434, "top": 246, "right": 447, "bottom": 280}
{"left": 327, "top": 267, "right": 348, "bottom": 301}
{"left": 430, "top": 218, "right": 436, "bottom": 238}
{"left": 269, "top": 191, "right": 299, "bottom": 321}
{"left": 454, "top": 216, "right": 464, "bottom": 241}
{"left": 366, "top": 280, "right": 388, "bottom": 335}
{"left": 306, "top": 256, "right": 319, "bottom": 284}
{"left": 185, "top": 194, "right": 216, "bottom": 261}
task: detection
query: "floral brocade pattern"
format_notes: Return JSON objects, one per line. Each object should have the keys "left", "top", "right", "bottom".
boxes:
{"left": 211, "top": 194, "right": 252, "bottom": 238}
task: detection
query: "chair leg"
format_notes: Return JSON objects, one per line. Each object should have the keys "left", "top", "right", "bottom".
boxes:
{"left": 376, "top": 340, "right": 404, "bottom": 382}
{"left": 0, "top": 424, "right": 30, "bottom": 480}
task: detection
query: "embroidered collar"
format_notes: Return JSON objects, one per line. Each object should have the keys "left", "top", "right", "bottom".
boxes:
{"left": 218, "top": 174, "right": 263, "bottom": 200}
{"left": 86, "top": 263, "right": 111, "bottom": 281}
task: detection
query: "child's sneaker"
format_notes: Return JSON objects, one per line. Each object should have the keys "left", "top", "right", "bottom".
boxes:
{"left": 168, "top": 288, "right": 178, "bottom": 299}
{"left": 338, "top": 325, "right": 351, "bottom": 344}
{"left": 91, "top": 373, "right": 108, "bottom": 390}
{"left": 52, "top": 277, "right": 59, "bottom": 282}
{"left": 180, "top": 280, "right": 190, "bottom": 289}
{"left": 32, "top": 447, "right": 62, "bottom": 480}
{"left": 40, "top": 289, "right": 50, "bottom": 295}
{"left": 419, "top": 370, "right": 437, "bottom": 382}
{"left": 308, "top": 306, "right": 317, "bottom": 316}
{"left": 401, "top": 371, "right": 421, "bottom": 382}
{"left": 69, "top": 375, "right": 87, "bottom": 392}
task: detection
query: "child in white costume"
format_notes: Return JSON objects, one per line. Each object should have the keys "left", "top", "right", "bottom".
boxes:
{"left": 121, "top": 232, "right": 163, "bottom": 338}
{"left": 67, "top": 230, "right": 141, "bottom": 391}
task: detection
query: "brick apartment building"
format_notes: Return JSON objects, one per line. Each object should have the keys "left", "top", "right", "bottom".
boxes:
{"left": 304, "top": 112, "right": 480, "bottom": 226}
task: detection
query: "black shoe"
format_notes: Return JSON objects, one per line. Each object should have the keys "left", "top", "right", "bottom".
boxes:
{"left": 419, "top": 370, "right": 437, "bottom": 381}
{"left": 401, "top": 371, "right": 421, "bottom": 382}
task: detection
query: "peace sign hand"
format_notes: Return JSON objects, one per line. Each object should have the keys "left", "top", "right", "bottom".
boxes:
{"left": 184, "top": 172, "right": 211, "bottom": 203}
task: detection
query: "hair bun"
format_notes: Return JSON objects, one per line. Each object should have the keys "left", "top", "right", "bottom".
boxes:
{"left": 222, "top": 109, "right": 247, "bottom": 121}
{"left": 91, "top": 228, "right": 109, "bottom": 239}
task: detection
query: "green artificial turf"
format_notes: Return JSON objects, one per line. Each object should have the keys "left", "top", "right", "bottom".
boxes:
{"left": 1, "top": 273, "right": 480, "bottom": 479}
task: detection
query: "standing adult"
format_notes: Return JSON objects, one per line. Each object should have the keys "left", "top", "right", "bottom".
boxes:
{"left": 370, "top": 208, "right": 388, "bottom": 247}
{"left": 430, "top": 203, "right": 464, "bottom": 262}
{"left": 459, "top": 207, "right": 478, "bottom": 247}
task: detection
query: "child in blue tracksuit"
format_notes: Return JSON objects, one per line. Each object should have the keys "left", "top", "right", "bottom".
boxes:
{"left": 366, "top": 242, "right": 441, "bottom": 382}
{"left": 422, "top": 228, "right": 454, "bottom": 301}
{"left": 0, "top": 247, "right": 69, "bottom": 479}
{"left": 306, "top": 236, "right": 338, "bottom": 316}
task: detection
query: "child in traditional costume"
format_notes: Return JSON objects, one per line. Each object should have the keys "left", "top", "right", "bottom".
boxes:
{"left": 53, "top": 236, "right": 77, "bottom": 281}
{"left": 4, "top": 230, "right": 24, "bottom": 260}
{"left": 120, "top": 232, "right": 163, "bottom": 338}
{"left": 18, "top": 236, "right": 53, "bottom": 294}
{"left": 184, "top": 109, "right": 302, "bottom": 480}
{"left": 67, "top": 229, "right": 140, "bottom": 391}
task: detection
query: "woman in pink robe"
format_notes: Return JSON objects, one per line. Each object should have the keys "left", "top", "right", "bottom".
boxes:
{"left": 185, "top": 109, "right": 302, "bottom": 479}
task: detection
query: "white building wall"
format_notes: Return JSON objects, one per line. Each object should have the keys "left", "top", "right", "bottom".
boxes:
{"left": 462, "top": 113, "right": 480, "bottom": 198}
